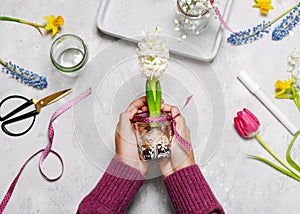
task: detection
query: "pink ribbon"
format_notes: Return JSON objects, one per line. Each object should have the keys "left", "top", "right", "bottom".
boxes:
{"left": 210, "top": 0, "right": 237, "bottom": 34}
{"left": 177, "top": 0, "right": 237, "bottom": 34}
{"left": 0, "top": 87, "right": 92, "bottom": 214}
{"left": 133, "top": 95, "right": 193, "bottom": 152}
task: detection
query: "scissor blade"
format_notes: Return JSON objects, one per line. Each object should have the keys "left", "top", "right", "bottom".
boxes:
{"left": 35, "top": 88, "right": 72, "bottom": 112}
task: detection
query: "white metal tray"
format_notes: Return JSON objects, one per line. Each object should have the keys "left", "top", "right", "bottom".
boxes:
{"left": 97, "top": 0, "right": 232, "bottom": 62}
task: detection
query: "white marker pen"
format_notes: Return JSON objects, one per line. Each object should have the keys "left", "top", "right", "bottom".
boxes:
{"left": 237, "top": 70, "right": 298, "bottom": 135}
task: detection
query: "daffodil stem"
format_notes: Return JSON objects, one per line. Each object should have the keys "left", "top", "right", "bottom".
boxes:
{"left": 0, "top": 16, "right": 43, "bottom": 27}
{"left": 0, "top": 16, "right": 43, "bottom": 35}
{"left": 0, "top": 16, "right": 24, "bottom": 23}
{"left": 255, "top": 133, "right": 300, "bottom": 178}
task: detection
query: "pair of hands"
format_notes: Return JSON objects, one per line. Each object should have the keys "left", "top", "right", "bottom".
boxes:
{"left": 115, "top": 96, "right": 195, "bottom": 177}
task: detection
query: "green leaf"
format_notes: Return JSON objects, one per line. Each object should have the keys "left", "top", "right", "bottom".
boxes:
{"left": 246, "top": 154, "right": 300, "bottom": 181}
{"left": 146, "top": 79, "right": 160, "bottom": 128}
{"left": 150, "top": 79, "right": 157, "bottom": 101}
{"left": 156, "top": 80, "right": 161, "bottom": 115}
{"left": 291, "top": 87, "right": 300, "bottom": 111}
{"left": 146, "top": 79, "right": 155, "bottom": 116}
{"left": 0, "top": 16, "right": 22, "bottom": 23}
{"left": 286, "top": 131, "right": 300, "bottom": 172}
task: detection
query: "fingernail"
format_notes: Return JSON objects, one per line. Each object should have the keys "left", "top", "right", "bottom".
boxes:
{"left": 172, "top": 107, "right": 178, "bottom": 114}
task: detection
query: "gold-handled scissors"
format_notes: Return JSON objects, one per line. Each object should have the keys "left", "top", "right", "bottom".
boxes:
{"left": 0, "top": 88, "right": 72, "bottom": 136}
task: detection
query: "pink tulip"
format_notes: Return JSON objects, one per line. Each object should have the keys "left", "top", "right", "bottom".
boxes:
{"left": 233, "top": 108, "right": 300, "bottom": 181}
{"left": 234, "top": 108, "right": 260, "bottom": 138}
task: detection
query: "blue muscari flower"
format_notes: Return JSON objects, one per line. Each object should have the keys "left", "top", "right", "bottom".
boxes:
{"left": 227, "top": 21, "right": 271, "bottom": 45}
{"left": 228, "top": 2, "right": 300, "bottom": 45}
{"left": 0, "top": 60, "right": 48, "bottom": 89}
{"left": 272, "top": 3, "right": 300, "bottom": 41}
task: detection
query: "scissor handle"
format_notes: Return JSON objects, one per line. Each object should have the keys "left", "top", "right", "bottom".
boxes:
{"left": 0, "top": 95, "right": 34, "bottom": 121}
{"left": 0, "top": 95, "right": 38, "bottom": 136}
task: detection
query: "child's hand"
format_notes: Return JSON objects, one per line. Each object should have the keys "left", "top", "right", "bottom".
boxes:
{"left": 115, "top": 96, "right": 149, "bottom": 175}
{"left": 159, "top": 104, "right": 195, "bottom": 177}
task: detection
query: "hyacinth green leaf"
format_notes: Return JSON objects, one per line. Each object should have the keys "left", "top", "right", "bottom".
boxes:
{"left": 156, "top": 80, "right": 161, "bottom": 115}
{"left": 146, "top": 79, "right": 160, "bottom": 127}
{"left": 146, "top": 79, "right": 156, "bottom": 117}
{"left": 286, "top": 131, "right": 300, "bottom": 172}
{"left": 150, "top": 79, "right": 159, "bottom": 116}
{"left": 246, "top": 154, "right": 300, "bottom": 182}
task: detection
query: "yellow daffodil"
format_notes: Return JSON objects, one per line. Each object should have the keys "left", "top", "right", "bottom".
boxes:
{"left": 275, "top": 79, "right": 293, "bottom": 91}
{"left": 275, "top": 79, "right": 293, "bottom": 98}
{"left": 275, "top": 78, "right": 300, "bottom": 111}
{"left": 43, "top": 15, "right": 64, "bottom": 37}
{"left": 253, "top": 0, "right": 274, "bottom": 15}
{"left": 0, "top": 15, "right": 64, "bottom": 37}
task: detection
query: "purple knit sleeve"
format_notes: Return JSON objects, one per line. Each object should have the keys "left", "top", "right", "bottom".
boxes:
{"left": 77, "top": 157, "right": 145, "bottom": 214}
{"left": 164, "top": 164, "right": 224, "bottom": 214}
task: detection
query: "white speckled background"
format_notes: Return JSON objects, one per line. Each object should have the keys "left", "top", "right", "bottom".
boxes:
{"left": 1, "top": 0, "right": 300, "bottom": 213}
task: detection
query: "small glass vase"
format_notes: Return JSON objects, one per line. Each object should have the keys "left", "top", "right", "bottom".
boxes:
{"left": 50, "top": 34, "right": 89, "bottom": 77}
{"left": 176, "top": 0, "right": 210, "bottom": 36}
{"left": 133, "top": 112, "right": 174, "bottom": 161}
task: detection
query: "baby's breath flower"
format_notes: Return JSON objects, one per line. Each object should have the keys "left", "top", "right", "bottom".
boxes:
{"left": 181, "top": 34, "right": 187, "bottom": 39}
{"left": 175, "top": 0, "right": 212, "bottom": 38}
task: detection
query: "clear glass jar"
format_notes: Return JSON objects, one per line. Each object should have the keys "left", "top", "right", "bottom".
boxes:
{"left": 133, "top": 112, "right": 173, "bottom": 161}
{"left": 176, "top": 0, "right": 210, "bottom": 36}
{"left": 50, "top": 34, "right": 89, "bottom": 77}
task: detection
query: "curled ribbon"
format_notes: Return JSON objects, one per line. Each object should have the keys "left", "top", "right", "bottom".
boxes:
{"left": 0, "top": 87, "right": 92, "bottom": 214}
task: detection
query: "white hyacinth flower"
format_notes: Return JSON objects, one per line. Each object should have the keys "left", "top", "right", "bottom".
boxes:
{"left": 136, "top": 27, "right": 169, "bottom": 80}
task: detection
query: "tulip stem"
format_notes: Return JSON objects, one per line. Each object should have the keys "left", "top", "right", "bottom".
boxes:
{"left": 255, "top": 133, "right": 300, "bottom": 178}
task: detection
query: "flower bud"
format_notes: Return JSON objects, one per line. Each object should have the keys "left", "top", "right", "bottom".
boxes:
{"left": 234, "top": 108, "right": 260, "bottom": 138}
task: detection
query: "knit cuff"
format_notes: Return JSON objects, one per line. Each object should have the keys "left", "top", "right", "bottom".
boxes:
{"left": 77, "top": 157, "right": 145, "bottom": 214}
{"left": 164, "top": 164, "right": 224, "bottom": 214}
{"left": 106, "top": 156, "right": 146, "bottom": 180}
